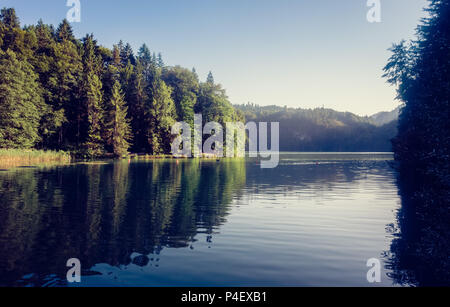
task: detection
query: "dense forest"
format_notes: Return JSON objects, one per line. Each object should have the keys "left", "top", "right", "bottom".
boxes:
{"left": 0, "top": 8, "right": 242, "bottom": 158}
{"left": 0, "top": 7, "right": 403, "bottom": 157}
{"left": 383, "top": 0, "right": 449, "bottom": 180}
{"left": 236, "top": 104, "right": 398, "bottom": 152}
{"left": 383, "top": 0, "right": 449, "bottom": 285}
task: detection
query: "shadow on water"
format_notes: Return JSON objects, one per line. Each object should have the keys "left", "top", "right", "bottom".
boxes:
{"left": 0, "top": 160, "right": 246, "bottom": 287}
{"left": 385, "top": 166, "right": 450, "bottom": 286}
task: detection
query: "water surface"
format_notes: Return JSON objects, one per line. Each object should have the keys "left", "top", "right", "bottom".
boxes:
{"left": 0, "top": 153, "right": 404, "bottom": 286}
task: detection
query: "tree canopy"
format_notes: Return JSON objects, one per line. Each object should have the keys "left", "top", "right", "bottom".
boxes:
{"left": 383, "top": 0, "right": 449, "bottom": 179}
{"left": 0, "top": 8, "right": 241, "bottom": 157}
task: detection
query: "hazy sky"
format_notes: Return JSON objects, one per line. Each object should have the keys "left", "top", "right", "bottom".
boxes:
{"left": 3, "top": 0, "right": 428, "bottom": 115}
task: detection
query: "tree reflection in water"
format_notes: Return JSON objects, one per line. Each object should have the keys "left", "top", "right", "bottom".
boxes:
{"left": 0, "top": 159, "right": 246, "bottom": 286}
{"left": 386, "top": 167, "right": 450, "bottom": 286}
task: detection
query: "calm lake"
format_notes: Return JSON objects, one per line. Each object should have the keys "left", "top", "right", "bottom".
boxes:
{"left": 0, "top": 153, "right": 406, "bottom": 287}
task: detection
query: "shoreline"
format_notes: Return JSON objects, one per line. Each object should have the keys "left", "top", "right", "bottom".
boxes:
{"left": 0, "top": 149, "right": 224, "bottom": 170}
{"left": 0, "top": 149, "right": 71, "bottom": 170}
{"left": 0, "top": 150, "right": 394, "bottom": 170}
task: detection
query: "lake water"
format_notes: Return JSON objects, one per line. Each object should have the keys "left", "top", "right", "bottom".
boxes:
{"left": 0, "top": 153, "right": 406, "bottom": 287}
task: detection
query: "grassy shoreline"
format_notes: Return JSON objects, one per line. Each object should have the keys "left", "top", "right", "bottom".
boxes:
{"left": 0, "top": 150, "right": 224, "bottom": 169}
{"left": 0, "top": 149, "right": 72, "bottom": 169}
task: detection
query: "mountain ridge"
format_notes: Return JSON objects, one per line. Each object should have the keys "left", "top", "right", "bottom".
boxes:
{"left": 368, "top": 106, "right": 401, "bottom": 126}
{"left": 234, "top": 103, "right": 399, "bottom": 152}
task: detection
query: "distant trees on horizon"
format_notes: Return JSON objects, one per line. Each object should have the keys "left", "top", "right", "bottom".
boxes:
{"left": 235, "top": 103, "right": 398, "bottom": 152}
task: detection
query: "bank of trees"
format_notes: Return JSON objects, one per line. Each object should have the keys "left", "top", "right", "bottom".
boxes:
{"left": 236, "top": 104, "right": 398, "bottom": 152}
{"left": 383, "top": 0, "right": 449, "bottom": 286}
{"left": 383, "top": 0, "right": 449, "bottom": 180}
{"left": 0, "top": 8, "right": 242, "bottom": 157}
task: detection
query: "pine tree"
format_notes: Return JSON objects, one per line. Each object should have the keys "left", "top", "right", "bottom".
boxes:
{"left": 138, "top": 44, "right": 152, "bottom": 68}
{"left": 0, "top": 8, "right": 20, "bottom": 28}
{"left": 47, "top": 21, "right": 83, "bottom": 148}
{"left": 157, "top": 52, "right": 164, "bottom": 68}
{"left": 129, "top": 59, "right": 150, "bottom": 152}
{"left": 56, "top": 19, "right": 74, "bottom": 42}
{"left": 81, "top": 35, "right": 104, "bottom": 157}
{"left": 0, "top": 50, "right": 45, "bottom": 148}
{"left": 82, "top": 34, "right": 101, "bottom": 75}
{"left": 120, "top": 43, "right": 135, "bottom": 66}
{"left": 152, "top": 52, "right": 157, "bottom": 67}
{"left": 206, "top": 71, "right": 214, "bottom": 85}
{"left": 120, "top": 60, "right": 134, "bottom": 97}
{"left": 35, "top": 19, "right": 55, "bottom": 53}
{"left": 105, "top": 81, "right": 132, "bottom": 157}
{"left": 31, "top": 20, "right": 70, "bottom": 149}
{"left": 102, "top": 56, "right": 120, "bottom": 107}
{"left": 82, "top": 73, "right": 104, "bottom": 157}
{"left": 0, "top": 8, "right": 32, "bottom": 59}
{"left": 148, "top": 79, "right": 176, "bottom": 154}
{"left": 112, "top": 45, "right": 121, "bottom": 66}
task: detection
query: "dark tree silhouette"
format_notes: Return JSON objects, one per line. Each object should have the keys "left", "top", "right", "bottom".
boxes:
{"left": 383, "top": 0, "right": 450, "bottom": 286}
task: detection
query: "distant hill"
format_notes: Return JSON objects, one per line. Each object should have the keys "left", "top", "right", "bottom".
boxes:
{"left": 369, "top": 106, "right": 401, "bottom": 126}
{"left": 235, "top": 104, "right": 399, "bottom": 152}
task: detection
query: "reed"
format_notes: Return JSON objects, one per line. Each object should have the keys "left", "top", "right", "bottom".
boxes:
{"left": 0, "top": 149, "right": 71, "bottom": 169}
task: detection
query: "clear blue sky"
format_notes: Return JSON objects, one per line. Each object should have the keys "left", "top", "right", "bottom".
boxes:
{"left": 3, "top": 0, "right": 428, "bottom": 115}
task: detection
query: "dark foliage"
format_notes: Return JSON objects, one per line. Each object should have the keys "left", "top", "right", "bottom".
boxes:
{"left": 0, "top": 8, "right": 240, "bottom": 157}
{"left": 383, "top": 0, "right": 450, "bottom": 286}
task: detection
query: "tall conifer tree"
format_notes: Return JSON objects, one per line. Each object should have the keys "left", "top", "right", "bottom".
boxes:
{"left": 105, "top": 81, "right": 132, "bottom": 157}
{"left": 81, "top": 35, "right": 104, "bottom": 157}
{"left": 0, "top": 50, "right": 45, "bottom": 148}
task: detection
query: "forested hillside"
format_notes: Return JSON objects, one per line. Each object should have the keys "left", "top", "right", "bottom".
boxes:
{"left": 369, "top": 106, "right": 401, "bottom": 126}
{"left": 0, "top": 8, "right": 242, "bottom": 157}
{"left": 236, "top": 104, "right": 397, "bottom": 152}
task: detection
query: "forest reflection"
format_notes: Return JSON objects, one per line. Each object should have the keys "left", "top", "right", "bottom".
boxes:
{"left": 0, "top": 160, "right": 246, "bottom": 286}
{"left": 386, "top": 167, "right": 450, "bottom": 286}
{"left": 1, "top": 155, "right": 447, "bottom": 286}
